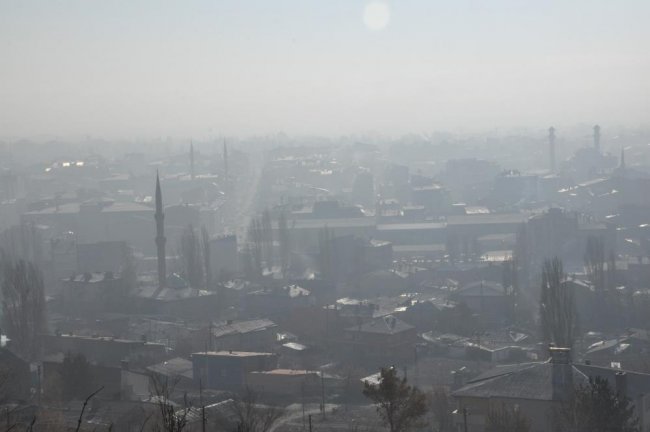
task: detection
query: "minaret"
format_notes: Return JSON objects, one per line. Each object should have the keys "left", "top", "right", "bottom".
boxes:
{"left": 190, "top": 141, "right": 195, "bottom": 181}
{"left": 593, "top": 125, "right": 601, "bottom": 152}
{"left": 548, "top": 126, "right": 556, "bottom": 173}
{"left": 223, "top": 140, "right": 229, "bottom": 193}
{"left": 620, "top": 146, "right": 626, "bottom": 170}
{"left": 155, "top": 171, "right": 167, "bottom": 287}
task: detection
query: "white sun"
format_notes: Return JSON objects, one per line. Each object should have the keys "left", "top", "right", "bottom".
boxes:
{"left": 363, "top": 2, "right": 390, "bottom": 31}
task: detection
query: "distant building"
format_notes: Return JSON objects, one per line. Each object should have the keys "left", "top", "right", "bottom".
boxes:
{"left": 42, "top": 334, "right": 166, "bottom": 368}
{"left": 191, "top": 351, "right": 277, "bottom": 391}
{"left": 449, "top": 281, "right": 509, "bottom": 325}
{"left": 209, "top": 235, "right": 238, "bottom": 278}
{"left": 338, "top": 315, "right": 418, "bottom": 366}
{"left": 77, "top": 241, "right": 129, "bottom": 273}
{"left": 453, "top": 348, "right": 650, "bottom": 432}
{"left": 61, "top": 271, "right": 124, "bottom": 316}
{"left": 204, "top": 319, "right": 277, "bottom": 353}
{"left": 246, "top": 369, "right": 321, "bottom": 399}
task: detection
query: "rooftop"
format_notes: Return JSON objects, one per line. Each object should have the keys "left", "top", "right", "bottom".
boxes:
{"left": 212, "top": 319, "right": 277, "bottom": 339}
{"left": 192, "top": 351, "right": 275, "bottom": 358}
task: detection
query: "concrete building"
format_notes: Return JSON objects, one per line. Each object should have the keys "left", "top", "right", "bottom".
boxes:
{"left": 191, "top": 351, "right": 277, "bottom": 391}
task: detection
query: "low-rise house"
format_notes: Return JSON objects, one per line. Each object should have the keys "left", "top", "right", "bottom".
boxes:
{"left": 338, "top": 315, "right": 418, "bottom": 366}
{"left": 246, "top": 369, "right": 321, "bottom": 399}
{"left": 191, "top": 351, "right": 277, "bottom": 392}
{"left": 583, "top": 328, "right": 650, "bottom": 371}
{"left": 245, "top": 285, "right": 313, "bottom": 318}
{"left": 146, "top": 357, "right": 195, "bottom": 390}
{"left": 453, "top": 347, "right": 650, "bottom": 432}
{"left": 61, "top": 272, "right": 125, "bottom": 317}
{"left": 42, "top": 352, "right": 123, "bottom": 400}
{"left": 205, "top": 319, "right": 277, "bottom": 353}
{"left": 0, "top": 347, "right": 31, "bottom": 402}
{"left": 42, "top": 333, "right": 166, "bottom": 368}
{"left": 449, "top": 281, "right": 509, "bottom": 325}
{"left": 132, "top": 279, "right": 219, "bottom": 320}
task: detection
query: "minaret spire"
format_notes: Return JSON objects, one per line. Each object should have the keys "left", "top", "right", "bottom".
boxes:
{"left": 190, "top": 141, "right": 195, "bottom": 181}
{"left": 548, "top": 126, "right": 556, "bottom": 173}
{"left": 155, "top": 171, "right": 167, "bottom": 287}
{"left": 620, "top": 146, "right": 626, "bottom": 170}
{"left": 223, "top": 140, "right": 229, "bottom": 193}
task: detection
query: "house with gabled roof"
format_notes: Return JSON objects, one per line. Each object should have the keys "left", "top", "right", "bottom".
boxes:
{"left": 452, "top": 347, "right": 650, "bottom": 431}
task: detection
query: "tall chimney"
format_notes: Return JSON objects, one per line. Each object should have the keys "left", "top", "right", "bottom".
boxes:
{"left": 615, "top": 371, "right": 627, "bottom": 398}
{"left": 550, "top": 347, "right": 573, "bottom": 401}
{"left": 548, "top": 126, "right": 556, "bottom": 173}
{"left": 593, "top": 125, "right": 601, "bottom": 152}
{"left": 155, "top": 171, "right": 167, "bottom": 287}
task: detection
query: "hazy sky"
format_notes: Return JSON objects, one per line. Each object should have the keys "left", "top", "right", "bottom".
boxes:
{"left": 1, "top": 0, "right": 649, "bottom": 138}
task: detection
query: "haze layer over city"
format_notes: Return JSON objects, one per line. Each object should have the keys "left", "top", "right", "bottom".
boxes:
{"left": 1, "top": 1, "right": 650, "bottom": 431}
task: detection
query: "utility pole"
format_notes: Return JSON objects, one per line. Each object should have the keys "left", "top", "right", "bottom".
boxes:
{"left": 321, "top": 371, "right": 326, "bottom": 420}
{"left": 199, "top": 379, "right": 206, "bottom": 432}
{"left": 302, "top": 381, "right": 306, "bottom": 431}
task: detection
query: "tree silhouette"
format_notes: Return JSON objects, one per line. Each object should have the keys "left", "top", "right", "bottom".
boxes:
{"left": 486, "top": 403, "right": 530, "bottom": 432}
{"left": 363, "top": 367, "right": 428, "bottom": 432}
{"left": 557, "top": 376, "right": 639, "bottom": 432}
{"left": 1, "top": 258, "right": 46, "bottom": 360}
{"left": 539, "top": 258, "right": 577, "bottom": 349}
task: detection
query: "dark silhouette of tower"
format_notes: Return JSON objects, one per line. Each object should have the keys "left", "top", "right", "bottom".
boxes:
{"left": 593, "top": 125, "right": 601, "bottom": 152}
{"left": 190, "top": 141, "right": 195, "bottom": 181}
{"left": 548, "top": 126, "right": 556, "bottom": 173}
{"left": 620, "top": 146, "right": 626, "bottom": 170}
{"left": 155, "top": 171, "right": 166, "bottom": 287}
{"left": 223, "top": 140, "right": 229, "bottom": 193}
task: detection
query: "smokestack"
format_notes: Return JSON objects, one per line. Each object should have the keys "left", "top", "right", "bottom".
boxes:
{"left": 155, "top": 171, "right": 167, "bottom": 287}
{"left": 550, "top": 347, "right": 573, "bottom": 401}
{"left": 593, "top": 125, "right": 601, "bottom": 152}
{"left": 548, "top": 126, "right": 556, "bottom": 173}
{"left": 615, "top": 371, "right": 627, "bottom": 398}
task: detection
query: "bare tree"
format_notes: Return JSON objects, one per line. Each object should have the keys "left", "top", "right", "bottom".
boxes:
{"left": 1, "top": 258, "right": 46, "bottom": 360}
{"left": 219, "top": 387, "right": 284, "bottom": 432}
{"left": 485, "top": 403, "right": 530, "bottom": 432}
{"left": 150, "top": 375, "right": 190, "bottom": 432}
{"left": 0, "top": 223, "right": 43, "bottom": 266}
{"left": 556, "top": 377, "right": 639, "bottom": 432}
{"left": 539, "top": 258, "right": 577, "bottom": 349}
{"left": 247, "top": 219, "right": 264, "bottom": 277}
{"left": 362, "top": 367, "right": 428, "bottom": 432}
